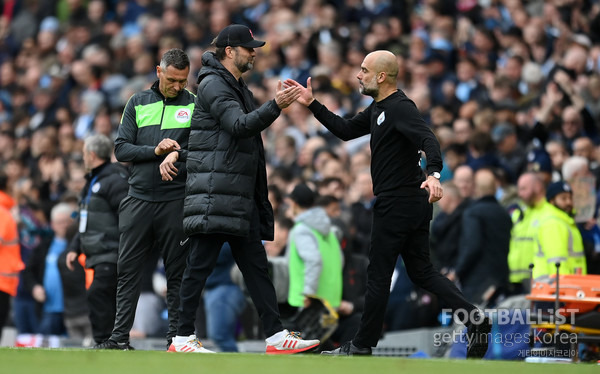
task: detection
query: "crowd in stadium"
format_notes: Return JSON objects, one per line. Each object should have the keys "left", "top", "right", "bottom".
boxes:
{"left": 1, "top": 0, "right": 600, "bottom": 351}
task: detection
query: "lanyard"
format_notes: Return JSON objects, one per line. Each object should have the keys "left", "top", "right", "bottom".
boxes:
{"left": 83, "top": 176, "right": 99, "bottom": 207}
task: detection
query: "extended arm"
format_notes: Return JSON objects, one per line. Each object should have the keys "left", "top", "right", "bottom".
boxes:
{"left": 286, "top": 78, "right": 370, "bottom": 140}
{"left": 201, "top": 79, "right": 299, "bottom": 139}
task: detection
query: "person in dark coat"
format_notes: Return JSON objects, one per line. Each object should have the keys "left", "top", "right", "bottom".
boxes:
{"left": 65, "top": 134, "right": 129, "bottom": 345}
{"left": 170, "top": 24, "right": 319, "bottom": 354}
{"left": 455, "top": 168, "right": 512, "bottom": 306}
{"left": 430, "top": 182, "right": 470, "bottom": 275}
{"left": 22, "top": 202, "right": 76, "bottom": 337}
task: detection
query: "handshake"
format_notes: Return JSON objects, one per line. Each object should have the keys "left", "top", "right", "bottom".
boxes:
{"left": 274, "top": 78, "right": 316, "bottom": 109}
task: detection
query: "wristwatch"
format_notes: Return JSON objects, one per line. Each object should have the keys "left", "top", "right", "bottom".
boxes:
{"left": 429, "top": 171, "right": 441, "bottom": 180}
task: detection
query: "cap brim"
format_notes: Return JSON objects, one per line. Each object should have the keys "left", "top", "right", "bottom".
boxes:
{"left": 239, "top": 39, "right": 266, "bottom": 48}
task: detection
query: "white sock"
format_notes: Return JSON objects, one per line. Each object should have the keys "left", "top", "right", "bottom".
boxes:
{"left": 265, "top": 330, "right": 288, "bottom": 344}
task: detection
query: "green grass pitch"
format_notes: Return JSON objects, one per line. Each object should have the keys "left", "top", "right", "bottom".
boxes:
{"left": 1, "top": 348, "right": 598, "bottom": 374}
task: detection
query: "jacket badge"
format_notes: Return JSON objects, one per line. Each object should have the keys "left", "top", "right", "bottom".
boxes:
{"left": 175, "top": 109, "right": 191, "bottom": 123}
{"left": 377, "top": 111, "right": 385, "bottom": 126}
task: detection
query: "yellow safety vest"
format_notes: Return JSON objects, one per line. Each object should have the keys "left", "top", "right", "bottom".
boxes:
{"left": 507, "top": 199, "right": 554, "bottom": 283}
{"left": 533, "top": 205, "right": 587, "bottom": 279}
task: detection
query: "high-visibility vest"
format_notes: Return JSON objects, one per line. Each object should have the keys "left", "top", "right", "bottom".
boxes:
{"left": 0, "top": 206, "right": 24, "bottom": 296}
{"left": 288, "top": 225, "right": 343, "bottom": 308}
{"left": 508, "top": 199, "right": 554, "bottom": 283}
{"left": 533, "top": 205, "right": 587, "bottom": 279}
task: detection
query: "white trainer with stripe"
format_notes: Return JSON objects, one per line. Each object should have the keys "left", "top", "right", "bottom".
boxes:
{"left": 168, "top": 335, "right": 215, "bottom": 353}
{"left": 265, "top": 330, "right": 320, "bottom": 354}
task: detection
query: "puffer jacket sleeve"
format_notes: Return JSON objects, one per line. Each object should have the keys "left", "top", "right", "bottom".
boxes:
{"left": 200, "top": 76, "right": 281, "bottom": 138}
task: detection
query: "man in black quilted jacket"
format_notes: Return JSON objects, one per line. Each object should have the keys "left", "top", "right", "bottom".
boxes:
{"left": 65, "top": 134, "right": 129, "bottom": 346}
{"left": 170, "top": 24, "right": 319, "bottom": 354}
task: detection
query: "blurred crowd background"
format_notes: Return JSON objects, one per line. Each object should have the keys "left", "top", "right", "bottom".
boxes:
{"left": 2, "top": 0, "right": 600, "bottom": 347}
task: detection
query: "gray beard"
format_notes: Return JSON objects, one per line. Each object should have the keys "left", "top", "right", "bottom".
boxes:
{"left": 237, "top": 61, "right": 253, "bottom": 73}
{"left": 360, "top": 85, "right": 377, "bottom": 98}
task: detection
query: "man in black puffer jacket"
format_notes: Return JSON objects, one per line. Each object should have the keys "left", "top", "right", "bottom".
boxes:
{"left": 65, "top": 134, "right": 129, "bottom": 345}
{"left": 170, "top": 24, "right": 319, "bottom": 354}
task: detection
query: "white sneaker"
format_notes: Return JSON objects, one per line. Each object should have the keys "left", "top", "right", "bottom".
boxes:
{"left": 265, "top": 330, "right": 319, "bottom": 354}
{"left": 168, "top": 335, "right": 215, "bottom": 353}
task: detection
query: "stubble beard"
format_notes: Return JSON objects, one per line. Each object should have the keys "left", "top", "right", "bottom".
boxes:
{"left": 359, "top": 76, "right": 378, "bottom": 98}
{"left": 359, "top": 84, "right": 378, "bottom": 98}
{"left": 235, "top": 59, "right": 253, "bottom": 73}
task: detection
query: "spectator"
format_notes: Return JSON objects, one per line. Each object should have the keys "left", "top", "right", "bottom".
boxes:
{"left": 492, "top": 122, "right": 527, "bottom": 183}
{"left": 526, "top": 148, "right": 553, "bottom": 186}
{"left": 348, "top": 169, "right": 374, "bottom": 256}
{"left": 285, "top": 183, "right": 343, "bottom": 310}
{"left": 430, "top": 182, "right": 468, "bottom": 276}
{"left": 443, "top": 143, "right": 469, "bottom": 179}
{"left": 533, "top": 181, "right": 587, "bottom": 279}
{"left": 22, "top": 202, "right": 76, "bottom": 338}
{"left": 545, "top": 139, "right": 570, "bottom": 182}
{"left": 264, "top": 215, "right": 293, "bottom": 258}
{"left": 572, "top": 136, "right": 600, "bottom": 187}
{"left": 455, "top": 169, "right": 512, "bottom": 306}
{"left": 453, "top": 164, "right": 475, "bottom": 201}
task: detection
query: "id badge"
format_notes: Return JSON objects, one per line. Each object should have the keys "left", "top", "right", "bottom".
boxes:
{"left": 79, "top": 209, "right": 88, "bottom": 233}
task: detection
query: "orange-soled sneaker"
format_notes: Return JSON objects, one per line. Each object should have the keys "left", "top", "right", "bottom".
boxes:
{"left": 169, "top": 335, "right": 215, "bottom": 353}
{"left": 265, "top": 330, "right": 319, "bottom": 355}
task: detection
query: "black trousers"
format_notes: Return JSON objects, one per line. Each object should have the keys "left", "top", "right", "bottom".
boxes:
{"left": 177, "top": 204, "right": 282, "bottom": 338}
{"left": 353, "top": 195, "right": 476, "bottom": 348}
{"left": 0, "top": 290, "right": 9, "bottom": 341}
{"left": 111, "top": 196, "right": 189, "bottom": 344}
{"left": 88, "top": 263, "right": 117, "bottom": 344}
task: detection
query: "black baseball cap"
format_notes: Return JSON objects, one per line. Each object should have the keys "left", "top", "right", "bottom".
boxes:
{"left": 289, "top": 183, "right": 315, "bottom": 209}
{"left": 215, "top": 24, "right": 266, "bottom": 48}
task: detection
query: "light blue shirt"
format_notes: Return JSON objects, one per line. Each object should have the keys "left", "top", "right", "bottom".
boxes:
{"left": 42, "top": 238, "right": 67, "bottom": 313}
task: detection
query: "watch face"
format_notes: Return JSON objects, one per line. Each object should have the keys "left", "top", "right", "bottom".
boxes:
{"left": 431, "top": 172, "right": 440, "bottom": 179}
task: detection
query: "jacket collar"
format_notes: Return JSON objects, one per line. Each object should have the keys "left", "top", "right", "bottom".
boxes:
{"left": 198, "top": 51, "right": 244, "bottom": 89}
{"left": 151, "top": 80, "right": 186, "bottom": 102}
{"left": 87, "top": 161, "right": 110, "bottom": 180}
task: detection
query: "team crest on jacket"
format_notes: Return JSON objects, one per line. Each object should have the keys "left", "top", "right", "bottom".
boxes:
{"left": 175, "top": 108, "right": 191, "bottom": 123}
{"left": 377, "top": 111, "right": 385, "bottom": 126}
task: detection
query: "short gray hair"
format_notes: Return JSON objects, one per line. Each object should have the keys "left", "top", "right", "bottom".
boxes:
{"left": 84, "top": 134, "right": 113, "bottom": 161}
{"left": 159, "top": 48, "right": 190, "bottom": 70}
{"left": 562, "top": 156, "right": 588, "bottom": 181}
{"left": 51, "top": 202, "right": 75, "bottom": 222}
